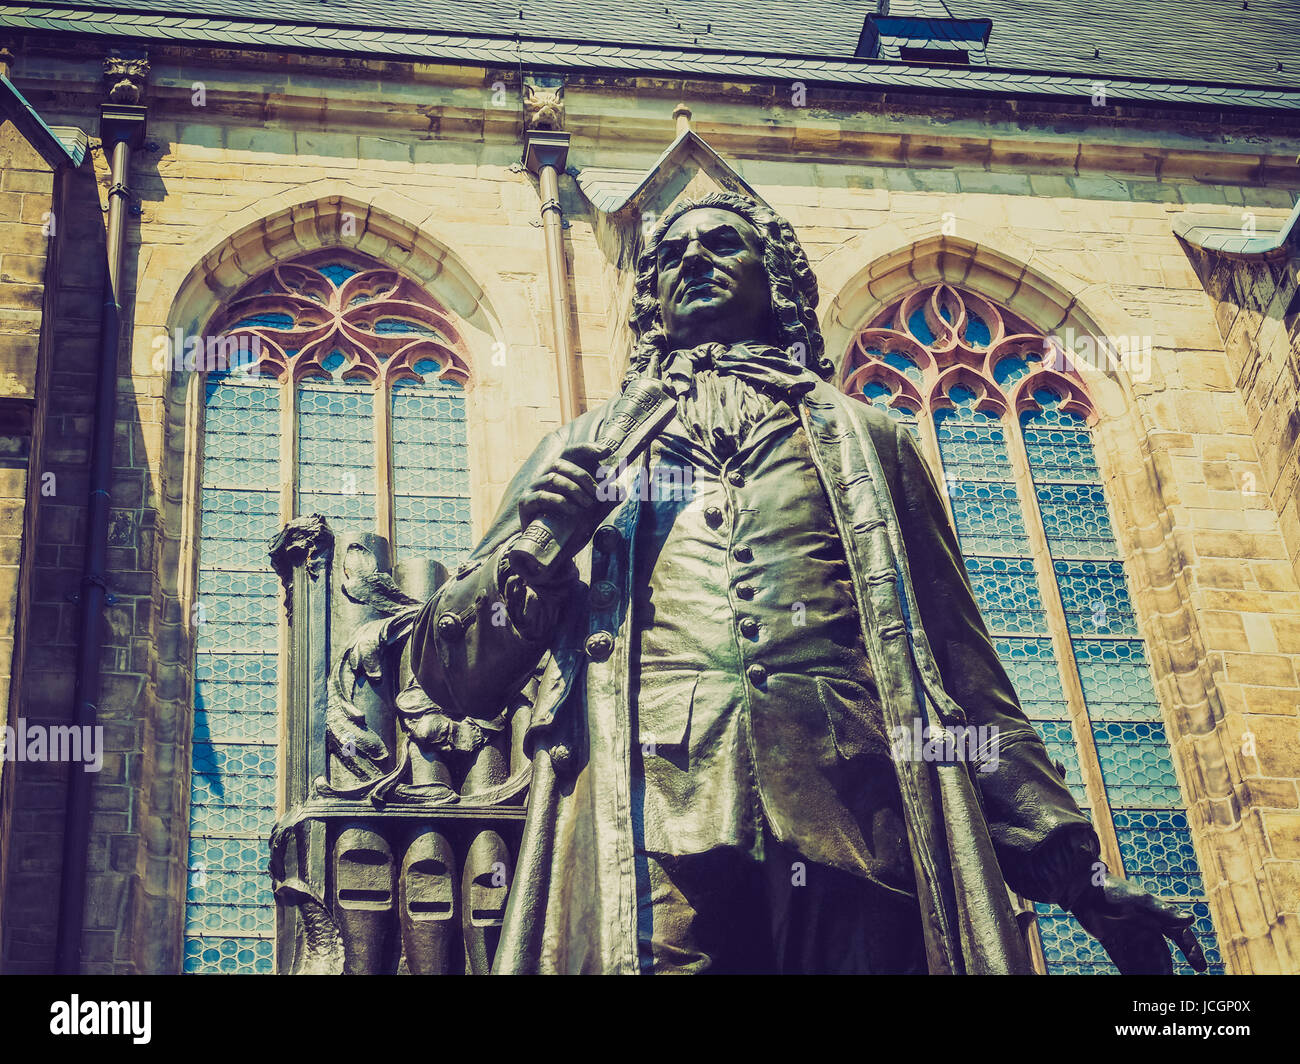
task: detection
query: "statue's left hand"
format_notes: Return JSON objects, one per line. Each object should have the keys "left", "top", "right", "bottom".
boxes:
{"left": 1071, "top": 873, "right": 1206, "bottom": 974}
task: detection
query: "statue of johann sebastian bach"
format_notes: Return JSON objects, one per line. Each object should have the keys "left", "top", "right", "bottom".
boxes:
{"left": 409, "top": 192, "right": 1205, "bottom": 975}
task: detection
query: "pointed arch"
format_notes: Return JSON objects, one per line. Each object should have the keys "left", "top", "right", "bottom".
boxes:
{"left": 147, "top": 190, "right": 516, "bottom": 972}
{"left": 821, "top": 233, "right": 1281, "bottom": 973}
{"left": 152, "top": 181, "right": 508, "bottom": 359}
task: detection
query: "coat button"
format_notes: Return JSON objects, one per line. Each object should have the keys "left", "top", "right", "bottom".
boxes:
{"left": 436, "top": 613, "right": 463, "bottom": 639}
{"left": 585, "top": 631, "right": 614, "bottom": 661}
{"left": 737, "top": 584, "right": 756, "bottom": 600}
{"left": 739, "top": 617, "right": 760, "bottom": 638}
{"left": 733, "top": 545, "right": 753, "bottom": 562}
{"left": 727, "top": 470, "right": 745, "bottom": 487}
{"left": 704, "top": 506, "right": 724, "bottom": 528}
{"left": 746, "top": 663, "right": 767, "bottom": 686}
{"left": 593, "top": 525, "right": 621, "bottom": 554}
{"left": 590, "top": 580, "right": 618, "bottom": 609}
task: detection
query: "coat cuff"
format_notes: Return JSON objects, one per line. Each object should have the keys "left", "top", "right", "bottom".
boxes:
{"left": 409, "top": 537, "right": 574, "bottom": 718}
{"left": 1003, "top": 822, "right": 1104, "bottom": 909}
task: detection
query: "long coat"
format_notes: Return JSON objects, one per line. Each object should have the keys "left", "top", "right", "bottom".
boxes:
{"left": 409, "top": 377, "right": 1096, "bottom": 974}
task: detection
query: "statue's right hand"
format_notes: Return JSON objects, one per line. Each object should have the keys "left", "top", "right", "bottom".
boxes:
{"left": 517, "top": 441, "right": 608, "bottom": 554}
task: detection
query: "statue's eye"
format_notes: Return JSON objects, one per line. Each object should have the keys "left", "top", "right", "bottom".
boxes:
{"left": 704, "top": 230, "right": 742, "bottom": 254}
{"left": 657, "top": 240, "right": 686, "bottom": 266}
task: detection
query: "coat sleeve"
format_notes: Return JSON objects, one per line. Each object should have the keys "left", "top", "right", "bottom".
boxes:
{"left": 887, "top": 418, "right": 1103, "bottom": 909}
{"left": 408, "top": 418, "right": 585, "bottom": 720}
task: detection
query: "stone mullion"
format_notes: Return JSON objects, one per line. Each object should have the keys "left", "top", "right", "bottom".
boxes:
{"left": 1004, "top": 409, "right": 1124, "bottom": 877}
{"left": 276, "top": 374, "right": 296, "bottom": 814}
{"left": 374, "top": 380, "right": 394, "bottom": 551}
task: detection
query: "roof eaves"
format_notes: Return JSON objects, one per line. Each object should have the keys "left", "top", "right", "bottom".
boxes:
{"left": 1172, "top": 201, "right": 1300, "bottom": 260}
{"left": 0, "top": 73, "right": 83, "bottom": 166}
{"left": 4, "top": 6, "right": 1300, "bottom": 112}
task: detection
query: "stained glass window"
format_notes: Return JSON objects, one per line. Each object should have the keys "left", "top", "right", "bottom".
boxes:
{"left": 843, "top": 282, "right": 1223, "bottom": 975}
{"left": 184, "top": 253, "right": 472, "bottom": 973}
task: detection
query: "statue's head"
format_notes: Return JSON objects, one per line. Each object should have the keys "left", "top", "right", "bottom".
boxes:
{"left": 627, "top": 192, "right": 833, "bottom": 382}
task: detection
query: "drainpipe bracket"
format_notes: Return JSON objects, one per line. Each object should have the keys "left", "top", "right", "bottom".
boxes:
{"left": 103, "top": 181, "right": 142, "bottom": 215}
{"left": 67, "top": 572, "right": 119, "bottom": 606}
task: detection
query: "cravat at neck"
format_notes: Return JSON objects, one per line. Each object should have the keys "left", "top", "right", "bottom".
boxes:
{"left": 662, "top": 342, "right": 816, "bottom": 400}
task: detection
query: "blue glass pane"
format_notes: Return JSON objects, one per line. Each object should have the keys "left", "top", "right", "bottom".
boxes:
{"left": 907, "top": 306, "right": 935, "bottom": 344}
{"left": 194, "top": 654, "right": 278, "bottom": 745}
{"left": 935, "top": 414, "right": 1014, "bottom": 480}
{"left": 375, "top": 318, "right": 438, "bottom": 337}
{"left": 318, "top": 262, "right": 358, "bottom": 285}
{"left": 993, "top": 356, "right": 1029, "bottom": 387}
{"left": 231, "top": 312, "right": 293, "bottom": 330}
{"left": 183, "top": 936, "right": 275, "bottom": 975}
{"left": 1178, "top": 903, "right": 1225, "bottom": 976}
{"left": 202, "top": 381, "right": 279, "bottom": 490}
{"left": 195, "top": 570, "right": 280, "bottom": 654}
{"left": 298, "top": 381, "right": 377, "bottom": 535}
{"left": 1074, "top": 640, "right": 1163, "bottom": 722}
{"left": 190, "top": 374, "right": 281, "bottom": 973}
{"left": 858, "top": 387, "right": 920, "bottom": 438}
{"left": 200, "top": 489, "right": 281, "bottom": 570}
{"left": 995, "top": 638, "right": 1069, "bottom": 720}
{"left": 1114, "top": 810, "right": 1205, "bottom": 900}
{"left": 1035, "top": 906, "right": 1117, "bottom": 974}
{"left": 1036, "top": 719, "right": 1089, "bottom": 808}
{"left": 948, "top": 480, "right": 1028, "bottom": 555}
{"left": 963, "top": 556, "right": 1046, "bottom": 634}
{"left": 882, "top": 350, "right": 923, "bottom": 384}
{"left": 1092, "top": 721, "right": 1183, "bottom": 807}
{"left": 964, "top": 311, "right": 991, "bottom": 348}
{"left": 391, "top": 377, "right": 472, "bottom": 561}
{"left": 1036, "top": 482, "right": 1116, "bottom": 558}
{"left": 1053, "top": 560, "right": 1139, "bottom": 638}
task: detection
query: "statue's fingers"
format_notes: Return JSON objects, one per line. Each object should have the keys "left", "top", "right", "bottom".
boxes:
{"left": 549, "top": 459, "right": 601, "bottom": 501}
{"left": 1170, "top": 924, "right": 1207, "bottom": 973}
{"left": 561, "top": 441, "right": 607, "bottom": 473}
{"left": 519, "top": 489, "right": 581, "bottom": 526}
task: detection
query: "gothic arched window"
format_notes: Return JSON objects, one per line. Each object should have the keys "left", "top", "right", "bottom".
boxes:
{"left": 843, "top": 283, "right": 1223, "bottom": 975}
{"left": 184, "top": 252, "right": 472, "bottom": 973}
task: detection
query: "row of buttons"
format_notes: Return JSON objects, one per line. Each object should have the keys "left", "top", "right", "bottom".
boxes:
{"left": 702, "top": 466, "right": 763, "bottom": 682}
{"left": 586, "top": 522, "right": 624, "bottom": 662}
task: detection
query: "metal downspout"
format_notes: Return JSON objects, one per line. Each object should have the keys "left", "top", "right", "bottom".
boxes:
{"left": 523, "top": 128, "right": 582, "bottom": 421}
{"left": 54, "top": 98, "right": 146, "bottom": 975}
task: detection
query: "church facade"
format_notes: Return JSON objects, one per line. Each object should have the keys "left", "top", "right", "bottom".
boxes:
{"left": 0, "top": 2, "right": 1297, "bottom": 974}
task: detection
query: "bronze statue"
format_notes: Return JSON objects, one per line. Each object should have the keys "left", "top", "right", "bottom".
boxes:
{"left": 398, "top": 192, "right": 1205, "bottom": 974}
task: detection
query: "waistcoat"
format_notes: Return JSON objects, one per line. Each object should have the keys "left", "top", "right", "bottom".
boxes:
{"left": 631, "top": 373, "right": 914, "bottom": 896}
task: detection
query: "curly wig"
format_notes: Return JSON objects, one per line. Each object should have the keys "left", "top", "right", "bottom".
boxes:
{"left": 624, "top": 192, "right": 834, "bottom": 386}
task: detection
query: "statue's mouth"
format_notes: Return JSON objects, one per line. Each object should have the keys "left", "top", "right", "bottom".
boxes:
{"left": 679, "top": 277, "right": 726, "bottom": 303}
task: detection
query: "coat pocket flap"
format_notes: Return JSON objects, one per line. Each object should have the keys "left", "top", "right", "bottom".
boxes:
{"left": 817, "top": 676, "right": 891, "bottom": 760}
{"left": 635, "top": 672, "right": 698, "bottom": 749}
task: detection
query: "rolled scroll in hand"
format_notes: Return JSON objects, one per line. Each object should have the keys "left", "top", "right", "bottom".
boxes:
{"left": 507, "top": 377, "right": 677, "bottom": 582}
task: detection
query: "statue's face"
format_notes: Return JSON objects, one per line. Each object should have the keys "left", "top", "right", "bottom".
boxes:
{"left": 655, "top": 207, "right": 777, "bottom": 349}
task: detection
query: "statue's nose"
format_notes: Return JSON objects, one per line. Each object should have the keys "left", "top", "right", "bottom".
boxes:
{"left": 680, "top": 236, "right": 709, "bottom": 265}
{"left": 678, "top": 242, "right": 714, "bottom": 281}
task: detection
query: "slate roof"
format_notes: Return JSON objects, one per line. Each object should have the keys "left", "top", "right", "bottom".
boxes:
{"left": 3, "top": 0, "right": 1300, "bottom": 106}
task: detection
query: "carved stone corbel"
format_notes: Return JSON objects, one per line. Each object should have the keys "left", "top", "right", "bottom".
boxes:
{"left": 103, "top": 51, "right": 150, "bottom": 104}
{"left": 522, "top": 81, "right": 565, "bottom": 132}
